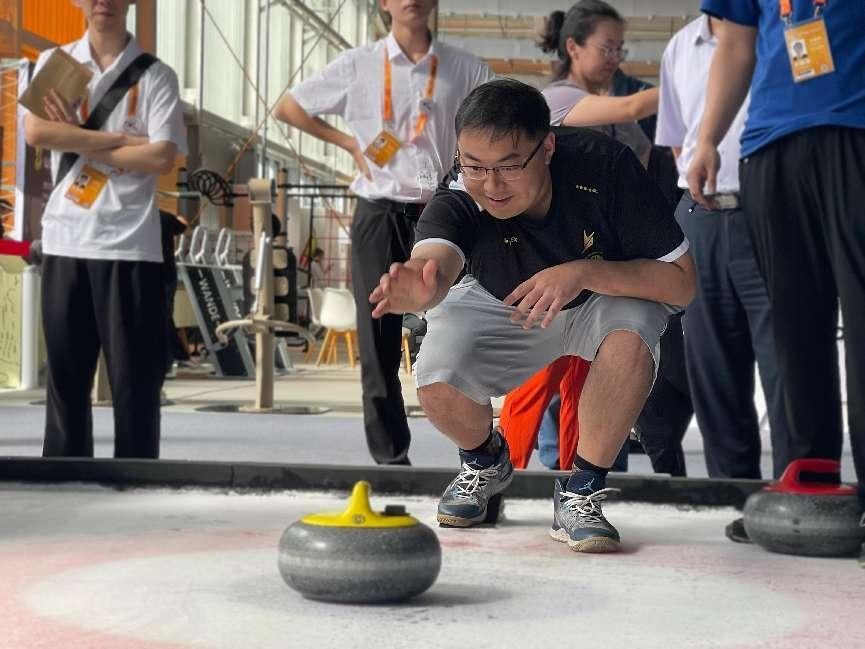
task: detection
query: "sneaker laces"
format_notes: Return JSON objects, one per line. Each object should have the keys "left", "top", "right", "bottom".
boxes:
{"left": 450, "top": 462, "right": 501, "bottom": 500}
{"left": 559, "top": 487, "right": 621, "bottom": 525}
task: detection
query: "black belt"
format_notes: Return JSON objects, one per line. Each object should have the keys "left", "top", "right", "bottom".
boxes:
{"left": 683, "top": 189, "right": 741, "bottom": 210}
{"left": 361, "top": 197, "right": 426, "bottom": 218}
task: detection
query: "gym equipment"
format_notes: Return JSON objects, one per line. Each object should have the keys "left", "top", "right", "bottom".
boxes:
{"left": 278, "top": 481, "right": 441, "bottom": 603}
{"left": 743, "top": 458, "right": 865, "bottom": 557}
{"left": 215, "top": 178, "right": 314, "bottom": 411}
{"left": 176, "top": 225, "right": 256, "bottom": 377}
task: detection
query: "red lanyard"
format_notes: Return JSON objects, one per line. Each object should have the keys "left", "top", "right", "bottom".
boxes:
{"left": 80, "top": 83, "right": 139, "bottom": 122}
{"left": 779, "top": 0, "right": 827, "bottom": 23}
{"left": 382, "top": 48, "right": 438, "bottom": 141}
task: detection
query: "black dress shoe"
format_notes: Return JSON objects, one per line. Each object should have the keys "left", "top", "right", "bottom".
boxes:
{"left": 725, "top": 517, "right": 752, "bottom": 544}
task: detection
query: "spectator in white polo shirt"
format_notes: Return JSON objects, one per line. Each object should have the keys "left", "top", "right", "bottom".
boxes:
{"left": 22, "top": 0, "right": 187, "bottom": 459}
{"left": 656, "top": 14, "right": 790, "bottom": 541}
{"left": 274, "top": 0, "right": 493, "bottom": 465}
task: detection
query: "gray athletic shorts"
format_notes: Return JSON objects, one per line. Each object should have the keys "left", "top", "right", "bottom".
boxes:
{"left": 415, "top": 276, "right": 679, "bottom": 405}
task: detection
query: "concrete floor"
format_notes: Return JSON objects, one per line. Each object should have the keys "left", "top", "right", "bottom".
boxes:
{"left": 2, "top": 483, "right": 863, "bottom": 649}
{"left": 0, "top": 356, "right": 857, "bottom": 479}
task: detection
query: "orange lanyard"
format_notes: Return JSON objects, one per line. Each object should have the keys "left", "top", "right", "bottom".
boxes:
{"left": 779, "top": 0, "right": 827, "bottom": 23}
{"left": 382, "top": 49, "right": 438, "bottom": 141}
{"left": 80, "top": 83, "right": 139, "bottom": 122}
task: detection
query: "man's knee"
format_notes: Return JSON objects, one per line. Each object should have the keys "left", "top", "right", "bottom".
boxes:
{"left": 418, "top": 382, "right": 459, "bottom": 414}
{"left": 598, "top": 330, "right": 654, "bottom": 370}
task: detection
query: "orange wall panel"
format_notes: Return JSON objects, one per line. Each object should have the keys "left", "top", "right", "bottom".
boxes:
{"left": 23, "top": 0, "right": 85, "bottom": 46}
{"left": 1, "top": 67, "right": 19, "bottom": 231}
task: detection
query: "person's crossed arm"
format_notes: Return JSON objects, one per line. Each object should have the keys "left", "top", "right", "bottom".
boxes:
{"left": 25, "top": 86, "right": 177, "bottom": 175}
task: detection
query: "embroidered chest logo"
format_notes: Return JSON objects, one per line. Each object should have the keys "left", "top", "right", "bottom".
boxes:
{"left": 582, "top": 230, "right": 604, "bottom": 260}
{"left": 503, "top": 236, "right": 519, "bottom": 247}
{"left": 575, "top": 183, "right": 599, "bottom": 194}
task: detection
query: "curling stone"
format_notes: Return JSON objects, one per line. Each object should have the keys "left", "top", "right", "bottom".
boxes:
{"left": 743, "top": 458, "right": 865, "bottom": 558}
{"left": 278, "top": 481, "right": 441, "bottom": 603}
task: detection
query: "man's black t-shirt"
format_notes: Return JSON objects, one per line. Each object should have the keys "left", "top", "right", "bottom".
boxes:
{"left": 413, "top": 129, "right": 687, "bottom": 309}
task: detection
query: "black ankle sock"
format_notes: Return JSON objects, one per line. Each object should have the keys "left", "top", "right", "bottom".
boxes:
{"left": 567, "top": 454, "right": 610, "bottom": 494}
{"left": 571, "top": 454, "right": 611, "bottom": 475}
{"left": 462, "top": 426, "right": 500, "bottom": 455}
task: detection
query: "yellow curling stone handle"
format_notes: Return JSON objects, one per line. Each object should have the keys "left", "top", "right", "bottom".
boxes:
{"left": 301, "top": 481, "right": 418, "bottom": 528}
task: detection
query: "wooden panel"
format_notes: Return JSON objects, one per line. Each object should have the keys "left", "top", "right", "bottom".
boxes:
{"left": 0, "top": 0, "right": 16, "bottom": 55}
{"left": 22, "top": 0, "right": 85, "bottom": 46}
{"left": 438, "top": 13, "right": 693, "bottom": 42}
{"left": 0, "top": 21, "right": 16, "bottom": 58}
{"left": 483, "top": 57, "right": 659, "bottom": 79}
{"left": 0, "top": 65, "right": 19, "bottom": 234}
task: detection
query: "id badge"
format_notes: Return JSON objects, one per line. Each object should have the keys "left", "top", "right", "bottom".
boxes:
{"left": 65, "top": 164, "right": 108, "bottom": 209}
{"left": 785, "top": 18, "right": 835, "bottom": 83}
{"left": 415, "top": 154, "right": 438, "bottom": 193}
{"left": 122, "top": 116, "right": 146, "bottom": 135}
{"left": 364, "top": 129, "right": 402, "bottom": 167}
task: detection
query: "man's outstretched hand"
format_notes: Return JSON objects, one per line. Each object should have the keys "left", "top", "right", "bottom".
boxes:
{"left": 369, "top": 258, "right": 439, "bottom": 318}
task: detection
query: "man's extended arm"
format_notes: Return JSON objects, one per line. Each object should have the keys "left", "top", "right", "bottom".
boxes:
{"left": 369, "top": 242, "right": 465, "bottom": 317}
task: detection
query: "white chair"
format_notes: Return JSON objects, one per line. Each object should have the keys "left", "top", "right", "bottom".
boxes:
{"left": 316, "top": 288, "right": 358, "bottom": 367}
{"left": 304, "top": 288, "right": 325, "bottom": 362}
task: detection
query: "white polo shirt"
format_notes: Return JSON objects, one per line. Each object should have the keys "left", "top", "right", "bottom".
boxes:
{"left": 655, "top": 15, "right": 749, "bottom": 194}
{"left": 28, "top": 34, "right": 188, "bottom": 263}
{"left": 290, "top": 32, "right": 494, "bottom": 204}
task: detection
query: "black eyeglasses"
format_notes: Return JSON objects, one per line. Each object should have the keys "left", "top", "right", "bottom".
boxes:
{"left": 455, "top": 138, "right": 545, "bottom": 182}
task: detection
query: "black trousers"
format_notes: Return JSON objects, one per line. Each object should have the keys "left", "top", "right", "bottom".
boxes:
{"left": 42, "top": 255, "right": 167, "bottom": 458}
{"left": 675, "top": 196, "right": 791, "bottom": 479}
{"left": 350, "top": 198, "right": 421, "bottom": 464}
{"left": 633, "top": 314, "right": 693, "bottom": 477}
{"left": 740, "top": 126, "right": 865, "bottom": 508}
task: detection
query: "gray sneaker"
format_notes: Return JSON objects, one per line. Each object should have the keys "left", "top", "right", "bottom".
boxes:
{"left": 437, "top": 434, "right": 513, "bottom": 527}
{"left": 550, "top": 477, "right": 621, "bottom": 553}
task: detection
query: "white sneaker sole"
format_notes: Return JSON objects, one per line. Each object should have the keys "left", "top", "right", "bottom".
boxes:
{"left": 549, "top": 527, "right": 621, "bottom": 553}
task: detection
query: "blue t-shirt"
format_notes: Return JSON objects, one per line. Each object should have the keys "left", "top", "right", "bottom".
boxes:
{"left": 701, "top": 0, "right": 865, "bottom": 157}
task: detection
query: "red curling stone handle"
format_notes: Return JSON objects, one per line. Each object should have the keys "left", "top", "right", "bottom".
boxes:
{"left": 767, "top": 458, "right": 855, "bottom": 495}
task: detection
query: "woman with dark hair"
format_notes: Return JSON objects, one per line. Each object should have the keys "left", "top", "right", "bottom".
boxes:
{"left": 537, "top": 0, "right": 658, "bottom": 165}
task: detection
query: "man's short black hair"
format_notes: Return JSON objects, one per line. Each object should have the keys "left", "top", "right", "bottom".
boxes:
{"left": 455, "top": 79, "right": 551, "bottom": 143}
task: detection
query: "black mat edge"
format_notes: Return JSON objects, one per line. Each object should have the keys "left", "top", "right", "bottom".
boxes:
{"left": 0, "top": 457, "right": 765, "bottom": 508}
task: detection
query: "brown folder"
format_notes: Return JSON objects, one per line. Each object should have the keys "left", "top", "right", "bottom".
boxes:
{"left": 18, "top": 48, "right": 93, "bottom": 120}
